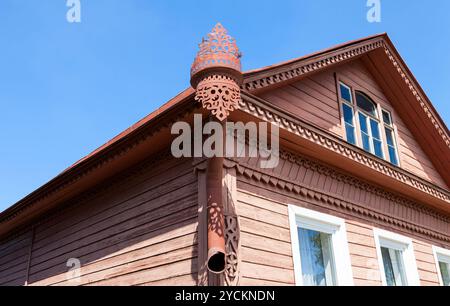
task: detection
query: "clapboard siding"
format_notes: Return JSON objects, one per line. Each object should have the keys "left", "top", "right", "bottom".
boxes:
{"left": 236, "top": 170, "right": 448, "bottom": 286}
{"left": 0, "top": 156, "right": 198, "bottom": 286}
{"left": 236, "top": 189, "right": 295, "bottom": 285}
{"left": 258, "top": 59, "right": 446, "bottom": 188}
{"left": 412, "top": 239, "right": 440, "bottom": 285}
{"left": 346, "top": 220, "right": 382, "bottom": 285}
{"left": 260, "top": 81, "right": 342, "bottom": 138}
{"left": 0, "top": 229, "right": 31, "bottom": 286}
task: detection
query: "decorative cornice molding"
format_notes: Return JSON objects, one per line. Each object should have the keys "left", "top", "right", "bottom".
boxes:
{"left": 382, "top": 44, "right": 450, "bottom": 148}
{"left": 226, "top": 154, "right": 450, "bottom": 243}
{"left": 238, "top": 93, "right": 450, "bottom": 205}
{"left": 243, "top": 39, "right": 384, "bottom": 92}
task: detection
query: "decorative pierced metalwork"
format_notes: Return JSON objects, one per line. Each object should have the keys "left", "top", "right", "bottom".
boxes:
{"left": 195, "top": 74, "right": 241, "bottom": 121}
{"left": 191, "top": 23, "right": 243, "bottom": 121}
{"left": 224, "top": 215, "right": 240, "bottom": 286}
{"left": 191, "top": 23, "right": 242, "bottom": 80}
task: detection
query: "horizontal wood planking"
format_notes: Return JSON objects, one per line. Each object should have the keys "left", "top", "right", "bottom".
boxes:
{"left": 30, "top": 179, "right": 197, "bottom": 262}
{"left": 56, "top": 245, "right": 197, "bottom": 286}
{"left": 0, "top": 229, "right": 31, "bottom": 286}
{"left": 259, "top": 69, "right": 342, "bottom": 137}
{"left": 241, "top": 247, "right": 294, "bottom": 270}
{"left": 31, "top": 222, "right": 198, "bottom": 286}
{"left": 29, "top": 192, "right": 198, "bottom": 278}
{"left": 240, "top": 262, "right": 295, "bottom": 285}
{"left": 0, "top": 157, "right": 199, "bottom": 286}
{"left": 86, "top": 258, "right": 197, "bottom": 286}
{"left": 237, "top": 188, "right": 296, "bottom": 285}
{"left": 412, "top": 239, "right": 440, "bottom": 285}
{"left": 240, "top": 277, "right": 292, "bottom": 286}
{"left": 346, "top": 220, "right": 382, "bottom": 285}
{"left": 32, "top": 158, "right": 194, "bottom": 249}
{"left": 140, "top": 273, "right": 198, "bottom": 286}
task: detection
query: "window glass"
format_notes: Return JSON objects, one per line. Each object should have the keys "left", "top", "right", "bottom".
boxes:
{"left": 342, "top": 103, "right": 356, "bottom": 145}
{"left": 359, "top": 113, "right": 371, "bottom": 152}
{"left": 385, "top": 128, "right": 399, "bottom": 166}
{"left": 382, "top": 110, "right": 392, "bottom": 126}
{"left": 356, "top": 92, "right": 377, "bottom": 117}
{"left": 298, "top": 227, "right": 336, "bottom": 286}
{"left": 340, "top": 83, "right": 352, "bottom": 103}
{"left": 381, "top": 247, "right": 407, "bottom": 286}
{"left": 439, "top": 261, "right": 450, "bottom": 286}
{"left": 370, "top": 119, "right": 384, "bottom": 158}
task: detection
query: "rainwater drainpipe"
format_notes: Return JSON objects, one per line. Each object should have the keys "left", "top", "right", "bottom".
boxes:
{"left": 190, "top": 23, "right": 243, "bottom": 274}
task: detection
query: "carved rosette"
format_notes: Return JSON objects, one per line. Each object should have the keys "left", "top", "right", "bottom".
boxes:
{"left": 191, "top": 23, "right": 243, "bottom": 121}
{"left": 195, "top": 74, "right": 242, "bottom": 122}
{"left": 224, "top": 215, "right": 240, "bottom": 286}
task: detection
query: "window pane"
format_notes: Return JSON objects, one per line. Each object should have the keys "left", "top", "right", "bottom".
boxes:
{"left": 373, "top": 139, "right": 384, "bottom": 158}
{"left": 388, "top": 146, "right": 399, "bottom": 166}
{"left": 439, "top": 262, "right": 450, "bottom": 286}
{"left": 356, "top": 92, "right": 377, "bottom": 117}
{"left": 381, "top": 247, "right": 396, "bottom": 286}
{"left": 382, "top": 110, "right": 392, "bottom": 126}
{"left": 361, "top": 134, "right": 371, "bottom": 152}
{"left": 385, "top": 128, "right": 395, "bottom": 146}
{"left": 370, "top": 119, "right": 381, "bottom": 140}
{"left": 359, "top": 113, "right": 368, "bottom": 133}
{"left": 342, "top": 103, "right": 354, "bottom": 125}
{"left": 298, "top": 228, "right": 336, "bottom": 286}
{"left": 345, "top": 124, "right": 356, "bottom": 145}
{"left": 381, "top": 247, "right": 407, "bottom": 286}
{"left": 340, "top": 84, "right": 352, "bottom": 103}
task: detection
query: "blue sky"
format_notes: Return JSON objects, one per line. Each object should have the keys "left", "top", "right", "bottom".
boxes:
{"left": 0, "top": 0, "right": 449, "bottom": 211}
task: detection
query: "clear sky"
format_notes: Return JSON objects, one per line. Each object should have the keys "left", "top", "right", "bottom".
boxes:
{"left": 0, "top": 0, "right": 449, "bottom": 211}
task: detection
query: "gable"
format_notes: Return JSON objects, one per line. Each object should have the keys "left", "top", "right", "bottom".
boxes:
{"left": 255, "top": 58, "right": 447, "bottom": 189}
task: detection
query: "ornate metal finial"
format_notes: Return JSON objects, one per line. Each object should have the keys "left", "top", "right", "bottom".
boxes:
{"left": 191, "top": 23, "right": 243, "bottom": 121}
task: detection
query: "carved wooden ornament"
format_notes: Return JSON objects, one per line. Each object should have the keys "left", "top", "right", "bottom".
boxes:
{"left": 191, "top": 23, "right": 243, "bottom": 121}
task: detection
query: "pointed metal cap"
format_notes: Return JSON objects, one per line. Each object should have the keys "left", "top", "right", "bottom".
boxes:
{"left": 190, "top": 23, "right": 242, "bottom": 88}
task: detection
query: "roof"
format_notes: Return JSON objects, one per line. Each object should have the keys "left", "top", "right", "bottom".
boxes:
{"left": 0, "top": 33, "right": 448, "bottom": 237}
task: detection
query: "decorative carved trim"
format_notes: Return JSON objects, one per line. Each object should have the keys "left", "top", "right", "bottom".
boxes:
{"left": 238, "top": 94, "right": 450, "bottom": 204}
{"left": 243, "top": 39, "right": 384, "bottom": 92}
{"left": 382, "top": 44, "right": 450, "bottom": 148}
{"left": 226, "top": 152, "right": 450, "bottom": 243}
{"left": 224, "top": 215, "right": 240, "bottom": 286}
{"left": 242, "top": 37, "right": 449, "bottom": 150}
{"left": 195, "top": 74, "right": 242, "bottom": 121}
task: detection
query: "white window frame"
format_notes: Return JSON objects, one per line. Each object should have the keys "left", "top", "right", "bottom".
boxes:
{"left": 288, "top": 205, "right": 354, "bottom": 286}
{"left": 373, "top": 228, "right": 420, "bottom": 286}
{"left": 432, "top": 246, "right": 450, "bottom": 286}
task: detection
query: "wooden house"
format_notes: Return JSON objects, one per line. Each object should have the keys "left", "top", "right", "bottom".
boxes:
{"left": 0, "top": 24, "right": 449, "bottom": 286}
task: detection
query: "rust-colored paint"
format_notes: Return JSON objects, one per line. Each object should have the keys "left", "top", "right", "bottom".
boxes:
{"left": 206, "top": 156, "right": 226, "bottom": 273}
{"left": 190, "top": 23, "right": 244, "bottom": 273}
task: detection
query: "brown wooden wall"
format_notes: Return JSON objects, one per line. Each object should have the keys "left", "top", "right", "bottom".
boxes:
{"left": 233, "top": 150, "right": 450, "bottom": 286}
{"left": 0, "top": 229, "right": 32, "bottom": 286}
{"left": 0, "top": 155, "right": 198, "bottom": 286}
{"left": 259, "top": 58, "right": 447, "bottom": 189}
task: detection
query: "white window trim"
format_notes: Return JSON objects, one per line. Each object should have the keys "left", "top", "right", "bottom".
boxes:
{"left": 432, "top": 246, "right": 450, "bottom": 286}
{"left": 373, "top": 228, "right": 420, "bottom": 286}
{"left": 288, "top": 205, "right": 354, "bottom": 286}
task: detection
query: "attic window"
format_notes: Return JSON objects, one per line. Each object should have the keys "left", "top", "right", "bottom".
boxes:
{"left": 356, "top": 91, "right": 378, "bottom": 117}
{"left": 338, "top": 82, "right": 400, "bottom": 166}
